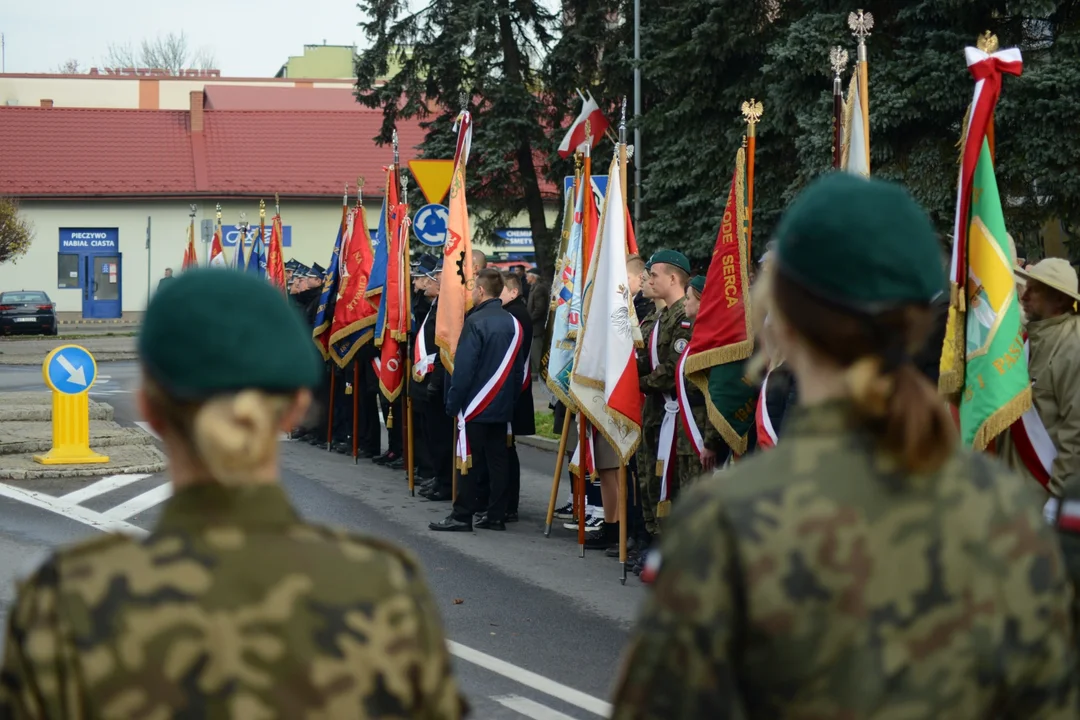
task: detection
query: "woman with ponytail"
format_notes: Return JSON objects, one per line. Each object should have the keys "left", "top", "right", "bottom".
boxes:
{"left": 612, "top": 173, "right": 1077, "bottom": 719}
{"left": 0, "top": 271, "right": 466, "bottom": 719}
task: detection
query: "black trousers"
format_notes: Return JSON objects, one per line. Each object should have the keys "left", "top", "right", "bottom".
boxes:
{"left": 453, "top": 422, "right": 510, "bottom": 523}
{"left": 508, "top": 436, "right": 520, "bottom": 515}
{"left": 420, "top": 398, "right": 454, "bottom": 492}
{"left": 379, "top": 395, "right": 404, "bottom": 455}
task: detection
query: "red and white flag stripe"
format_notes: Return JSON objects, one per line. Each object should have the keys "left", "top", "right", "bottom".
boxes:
{"left": 756, "top": 372, "right": 778, "bottom": 450}
{"left": 675, "top": 349, "right": 705, "bottom": 461}
{"left": 557, "top": 91, "right": 610, "bottom": 159}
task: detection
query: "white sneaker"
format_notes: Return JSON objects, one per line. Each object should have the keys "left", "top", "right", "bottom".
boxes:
{"left": 564, "top": 515, "right": 604, "bottom": 533}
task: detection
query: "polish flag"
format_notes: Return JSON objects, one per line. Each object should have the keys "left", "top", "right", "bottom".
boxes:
{"left": 208, "top": 226, "right": 227, "bottom": 268}
{"left": 568, "top": 152, "right": 642, "bottom": 462}
{"left": 557, "top": 91, "right": 610, "bottom": 159}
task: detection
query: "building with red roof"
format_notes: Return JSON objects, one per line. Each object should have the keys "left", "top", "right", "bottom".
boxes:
{"left": 0, "top": 81, "right": 557, "bottom": 319}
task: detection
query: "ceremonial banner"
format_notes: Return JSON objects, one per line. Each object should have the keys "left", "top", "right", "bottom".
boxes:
{"left": 684, "top": 147, "right": 757, "bottom": 454}
{"left": 568, "top": 154, "right": 642, "bottom": 463}
{"left": 208, "top": 225, "right": 226, "bottom": 268}
{"left": 233, "top": 231, "right": 247, "bottom": 271}
{"left": 625, "top": 205, "right": 638, "bottom": 255}
{"left": 557, "top": 91, "right": 610, "bottom": 158}
{"left": 377, "top": 202, "right": 411, "bottom": 400}
{"left": 435, "top": 111, "right": 475, "bottom": 372}
{"left": 266, "top": 214, "right": 287, "bottom": 291}
{"left": 246, "top": 228, "right": 265, "bottom": 277}
{"left": 329, "top": 206, "right": 377, "bottom": 367}
{"left": 367, "top": 167, "right": 398, "bottom": 306}
{"left": 939, "top": 44, "right": 1027, "bottom": 449}
{"left": 182, "top": 222, "right": 197, "bottom": 271}
{"left": 312, "top": 203, "right": 349, "bottom": 360}
{"left": 546, "top": 175, "right": 585, "bottom": 409}
{"left": 841, "top": 70, "right": 869, "bottom": 177}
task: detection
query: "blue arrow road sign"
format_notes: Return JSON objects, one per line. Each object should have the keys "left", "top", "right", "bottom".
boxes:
{"left": 46, "top": 346, "right": 97, "bottom": 395}
{"left": 413, "top": 204, "right": 450, "bottom": 247}
{"left": 562, "top": 175, "right": 609, "bottom": 202}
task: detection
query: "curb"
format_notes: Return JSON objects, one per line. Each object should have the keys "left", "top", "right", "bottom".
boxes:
{"left": 517, "top": 434, "right": 559, "bottom": 453}
{"left": 58, "top": 319, "right": 138, "bottom": 326}
{"left": 0, "top": 353, "right": 138, "bottom": 366}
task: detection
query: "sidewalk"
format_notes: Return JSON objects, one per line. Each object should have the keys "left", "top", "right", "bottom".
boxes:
{"left": 0, "top": 335, "right": 137, "bottom": 365}
{"left": 0, "top": 392, "right": 165, "bottom": 480}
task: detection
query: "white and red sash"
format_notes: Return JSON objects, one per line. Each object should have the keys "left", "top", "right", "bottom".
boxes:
{"left": 456, "top": 318, "right": 523, "bottom": 469}
{"left": 413, "top": 306, "right": 437, "bottom": 382}
{"left": 756, "top": 371, "right": 778, "bottom": 450}
{"left": 650, "top": 312, "right": 680, "bottom": 504}
{"left": 1010, "top": 337, "right": 1055, "bottom": 491}
{"left": 675, "top": 349, "right": 705, "bottom": 461}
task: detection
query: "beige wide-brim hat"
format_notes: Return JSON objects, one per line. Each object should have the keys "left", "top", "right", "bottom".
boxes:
{"left": 1014, "top": 258, "right": 1080, "bottom": 303}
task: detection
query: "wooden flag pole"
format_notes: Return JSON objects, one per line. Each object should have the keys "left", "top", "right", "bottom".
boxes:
{"left": 577, "top": 120, "right": 596, "bottom": 559}
{"left": 401, "top": 169, "right": 416, "bottom": 496}
{"left": 352, "top": 361, "right": 360, "bottom": 463}
{"left": 849, "top": 9, "right": 873, "bottom": 172}
{"left": 326, "top": 371, "right": 336, "bottom": 451}
{"left": 617, "top": 96, "right": 630, "bottom": 583}
{"left": 830, "top": 47, "right": 849, "bottom": 169}
{"left": 741, "top": 99, "right": 762, "bottom": 258}
{"left": 545, "top": 409, "right": 574, "bottom": 537}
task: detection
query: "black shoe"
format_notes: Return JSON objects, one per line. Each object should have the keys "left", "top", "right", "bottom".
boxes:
{"left": 424, "top": 489, "right": 453, "bottom": 502}
{"left": 307, "top": 435, "right": 325, "bottom": 446}
{"left": 473, "top": 512, "right": 487, "bottom": 525}
{"left": 476, "top": 517, "right": 506, "bottom": 531}
{"left": 606, "top": 535, "right": 637, "bottom": 558}
{"left": 584, "top": 522, "right": 619, "bottom": 551}
{"left": 332, "top": 442, "right": 351, "bottom": 454}
{"left": 386, "top": 457, "right": 405, "bottom": 470}
{"left": 505, "top": 512, "right": 519, "bottom": 523}
{"left": 372, "top": 451, "right": 397, "bottom": 466}
{"left": 418, "top": 480, "right": 437, "bottom": 493}
{"left": 429, "top": 516, "right": 472, "bottom": 532}
{"left": 356, "top": 448, "right": 379, "bottom": 459}
{"left": 418, "top": 486, "right": 436, "bottom": 499}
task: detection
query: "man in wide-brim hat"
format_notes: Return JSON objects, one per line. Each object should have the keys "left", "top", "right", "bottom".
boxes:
{"left": 998, "top": 258, "right": 1080, "bottom": 500}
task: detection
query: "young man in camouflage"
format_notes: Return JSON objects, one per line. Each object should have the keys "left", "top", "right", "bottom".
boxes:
{"left": 633, "top": 250, "right": 693, "bottom": 575}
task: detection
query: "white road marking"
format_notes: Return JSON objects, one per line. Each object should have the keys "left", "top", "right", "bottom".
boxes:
{"left": 447, "top": 641, "right": 612, "bottom": 718}
{"left": 101, "top": 483, "right": 173, "bottom": 520}
{"left": 492, "top": 695, "right": 582, "bottom": 720}
{"left": 0, "top": 483, "right": 143, "bottom": 535}
{"left": 61, "top": 474, "right": 152, "bottom": 504}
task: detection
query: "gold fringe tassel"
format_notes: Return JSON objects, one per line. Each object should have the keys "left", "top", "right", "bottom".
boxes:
{"left": 973, "top": 386, "right": 1032, "bottom": 452}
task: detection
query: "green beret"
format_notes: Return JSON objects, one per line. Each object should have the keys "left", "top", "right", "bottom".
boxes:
{"left": 648, "top": 249, "right": 691, "bottom": 275}
{"left": 689, "top": 275, "right": 706, "bottom": 294}
{"left": 139, "top": 269, "right": 322, "bottom": 399}
{"left": 774, "top": 173, "right": 945, "bottom": 310}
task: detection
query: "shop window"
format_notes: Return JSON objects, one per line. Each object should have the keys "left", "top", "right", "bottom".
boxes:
{"left": 57, "top": 253, "right": 80, "bottom": 288}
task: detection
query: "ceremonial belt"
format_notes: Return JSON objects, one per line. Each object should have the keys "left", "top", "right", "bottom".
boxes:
{"left": 456, "top": 318, "right": 523, "bottom": 470}
{"left": 756, "top": 371, "right": 778, "bottom": 451}
{"left": 675, "top": 348, "right": 705, "bottom": 461}
{"left": 650, "top": 314, "right": 678, "bottom": 515}
{"left": 413, "top": 307, "right": 437, "bottom": 382}
{"left": 1010, "top": 337, "right": 1056, "bottom": 491}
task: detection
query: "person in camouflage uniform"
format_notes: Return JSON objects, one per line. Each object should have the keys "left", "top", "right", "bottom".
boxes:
{"left": 634, "top": 264, "right": 665, "bottom": 547}
{"left": 611, "top": 173, "right": 1077, "bottom": 718}
{"left": 632, "top": 250, "right": 693, "bottom": 576}
{"left": 0, "top": 271, "right": 467, "bottom": 720}
{"left": 675, "top": 276, "right": 725, "bottom": 489}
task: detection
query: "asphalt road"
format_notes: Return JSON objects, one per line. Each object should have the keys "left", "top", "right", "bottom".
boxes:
{"left": 0, "top": 361, "right": 644, "bottom": 719}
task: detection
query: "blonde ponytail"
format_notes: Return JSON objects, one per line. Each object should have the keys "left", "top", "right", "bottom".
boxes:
{"left": 190, "top": 391, "right": 292, "bottom": 485}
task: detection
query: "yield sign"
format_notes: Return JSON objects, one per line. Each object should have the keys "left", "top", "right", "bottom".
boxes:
{"left": 408, "top": 159, "right": 455, "bottom": 205}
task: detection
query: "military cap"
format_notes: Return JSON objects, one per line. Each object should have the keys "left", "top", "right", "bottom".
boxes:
{"left": 689, "top": 275, "right": 706, "bottom": 295}
{"left": 774, "top": 173, "right": 944, "bottom": 310}
{"left": 415, "top": 254, "right": 439, "bottom": 276}
{"left": 292, "top": 263, "right": 311, "bottom": 277}
{"left": 285, "top": 259, "right": 302, "bottom": 271}
{"left": 648, "top": 249, "right": 691, "bottom": 275}
{"left": 307, "top": 263, "right": 326, "bottom": 279}
{"left": 139, "top": 270, "right": 322, "bottom": 399}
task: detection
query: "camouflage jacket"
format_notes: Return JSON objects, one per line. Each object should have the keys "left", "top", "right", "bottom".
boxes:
{"left": 611, "top": 400, "right": 1078, "bottom": 719}
{"left": 637, "top": 303, "right": 662, "bottom": 429}
{"left": 0, "top": 483, "right": 467, "bottom": 720}
{"left": 639, "top": 297, "right": 691, "bottom": 429}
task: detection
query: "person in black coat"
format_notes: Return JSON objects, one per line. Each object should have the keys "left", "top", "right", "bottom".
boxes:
{"left": 498, "top": 271, "right": 534, "bottom": 521}
{"left": 430, "top": 269, "right": 525, "bottom": 533}
{"left": 411, "top": 259, "right": 454, "bottom": 501}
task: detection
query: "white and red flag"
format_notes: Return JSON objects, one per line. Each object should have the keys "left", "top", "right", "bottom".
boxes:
{"left": 568, "top": 152, "right": 641, "bottom": 462}
{"left": 557, "top": 91, "right": 610, "bottom": 159}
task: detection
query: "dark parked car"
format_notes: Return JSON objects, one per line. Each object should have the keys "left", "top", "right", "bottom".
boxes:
{"left": 0, "top": 291, "right": 58, "bottom": 336}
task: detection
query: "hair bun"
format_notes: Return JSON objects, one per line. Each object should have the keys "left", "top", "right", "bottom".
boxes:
{"left": 846, "top": 357, "right": 894, "bottom": 418}
{"left": 191, "top": 390, "right": 283, "bottom": 484}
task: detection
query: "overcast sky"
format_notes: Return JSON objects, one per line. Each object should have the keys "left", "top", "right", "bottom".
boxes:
{"left": 2, "top": 1, "right": 373, "bottom": 76}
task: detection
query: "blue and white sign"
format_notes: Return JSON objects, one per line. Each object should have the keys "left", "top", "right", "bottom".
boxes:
{"left": 222, "top": 225, "right": 293, "bottom": 248}
{"left": 492, "top": 228, "right": 534, "bottom": 249}
{"left": 413, "top": 204, "right": 449, "bottom": 247}
{"left": 59, "top": 228, "right": 119, "bottom": 253}
{"left": 562, "top": 176, "right": 608, "bottom": 205}
{"left": 45, "top": 346, "right": 97, "bottom": 395}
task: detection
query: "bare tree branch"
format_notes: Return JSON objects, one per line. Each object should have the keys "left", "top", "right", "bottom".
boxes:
{"left": 103, "top": 32, "right": 217, "bottom": 74}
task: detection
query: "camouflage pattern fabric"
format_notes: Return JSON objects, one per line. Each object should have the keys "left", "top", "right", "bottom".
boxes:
{"left": 611, "top": 400, "right": 1078, "bottom": 719}
{"left": 0, "top": 483, "right": 467, "bottom": 719}
{"left": 637, "top": 430, "right": 659, "bottom": 536}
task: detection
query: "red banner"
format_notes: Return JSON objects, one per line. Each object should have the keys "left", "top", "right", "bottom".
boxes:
{"left": 329, "top": 206, "right": 377, "bottom": 366}
{"left": 266, "top": 215, "right": 287, "bottom": 291}
{"left": 378, "top": 207, "right": 410, "bottom": 400}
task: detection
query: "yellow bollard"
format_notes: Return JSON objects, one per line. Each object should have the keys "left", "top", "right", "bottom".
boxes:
{"left": 32, "top": 345, "right": 109, "bottom": 465}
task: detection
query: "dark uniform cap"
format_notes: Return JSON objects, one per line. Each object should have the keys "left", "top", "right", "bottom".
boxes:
{"left": 648, "top": 249, "right": 691, "bottom": 275}
{"left": 284, "top": 259, "right": 302, "bottom": 271}
{"left": 415, "top": 254, "right": 439, "bottom": 276}
{"left": 138, "top": 269, "right": 323, "bottom": 399}
{"left": 774, "top": 173, "right": 945, "bottom": 310}
{"left": 307, "top": 263, "right": 326, "bottom": 279}
{"left": 689, "top": 275, "right": 706, "bottom": 294}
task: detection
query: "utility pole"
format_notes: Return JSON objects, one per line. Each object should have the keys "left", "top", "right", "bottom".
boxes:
{"left": 2, "top": 34, "right": 6, "bottom": 74}
{"left": 145, "top": 216, "right": 151, "bottom": 306}
{"left": 633, "top": 0, "right": 641, "bottom": 228}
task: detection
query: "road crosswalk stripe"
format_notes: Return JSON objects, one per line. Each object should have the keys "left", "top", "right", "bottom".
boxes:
{"left": 60, "top": 474, "right": 152, "bottom": 504}
{"left": 101, "top": 483, "right": 173, "bottom": 520}
{"left": 0, "top": 483, "right": 142, "bottom": 535}
{"left": 492, "top": 695, "right": 581, "bottom": 720}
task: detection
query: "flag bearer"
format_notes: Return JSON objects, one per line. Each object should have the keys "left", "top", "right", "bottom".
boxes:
{"left": 611, "top": 173, "right": 1076, "bottom": 719}
{"left": 674, "top": 276, "right": 725, "bottom": 483}
{"left": 414, "top": 259, "right": 455, "bottom": 502}
{"left": 0, "top": 270, "right": 467, "bottom": 718}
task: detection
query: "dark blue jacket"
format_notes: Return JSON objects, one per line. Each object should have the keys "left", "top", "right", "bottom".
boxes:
{"left": 445, "top": 298, "right": 524, "bottom": 424}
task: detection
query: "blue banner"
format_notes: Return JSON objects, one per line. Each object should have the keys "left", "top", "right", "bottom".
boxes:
{"left": 223, "top": 225, "right": 292, "bottom": 248}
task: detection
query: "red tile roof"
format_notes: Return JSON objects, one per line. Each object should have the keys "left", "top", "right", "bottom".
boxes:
{"left": 0, "top": 104, "right": 424, "bottom": 198}
{"left": 203, "top": 85, "right": 362, "bottom": 111}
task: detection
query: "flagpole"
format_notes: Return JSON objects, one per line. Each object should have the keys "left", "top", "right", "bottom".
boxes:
{"left": 977, "top": 31, "right": 999, "bottom": 161}
{"left": 214, "top": 203, "right": 222, "bottom": 268}
{"left": 544, "top": 153, "right": 582, "bottom": 538}
{"left": 401, "top": 167, "right": 416, "bottom": 497}
{"left": 259, "top": 199, "right": 266, "bottom": 274}
{"left": 617, "top": 97, "right": 630, "bottom": 584}
{"left": 326, "top": 183, "right": 350, "bottom": 452}
{"left": 830, "top": 47, "right": 849, "bottom": 169}
{"left": 741, "top": 99, "right": 762, "bottom": 258}
{"left": 849, "top": 9, "right": 873, "bottom": 172}
{"left": 577, "top": 121, "right": 593, "bottom": 558}
{"left": 352, "top": 178, "right": 364, "bottom": 464}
